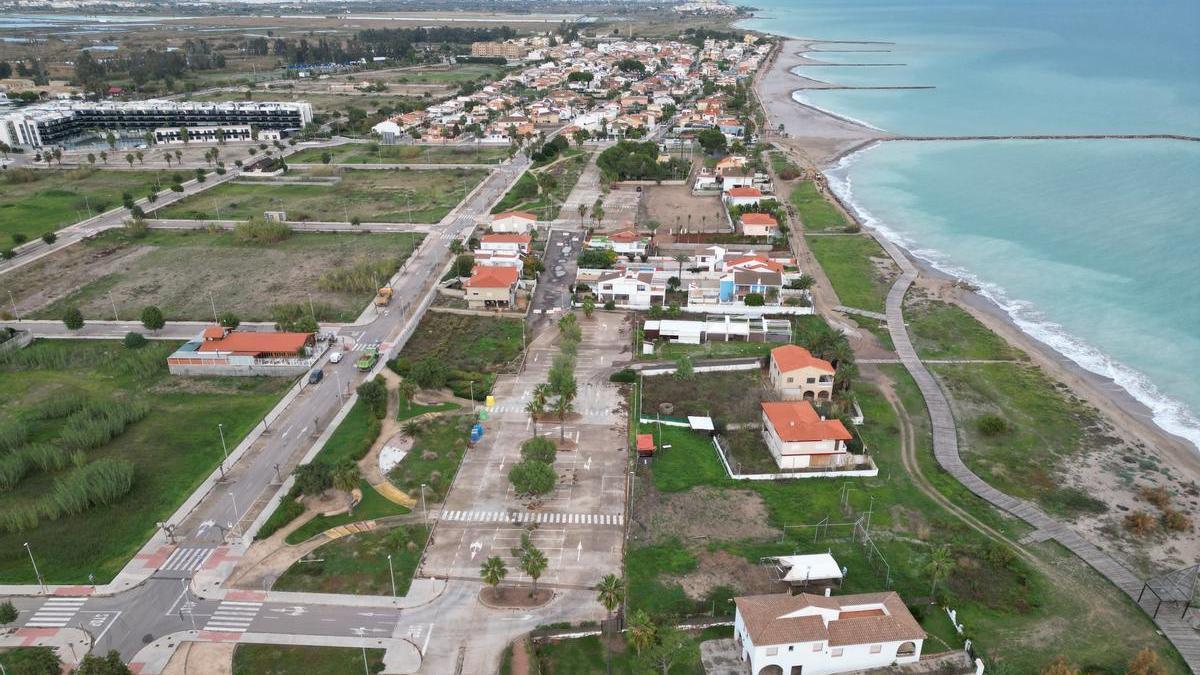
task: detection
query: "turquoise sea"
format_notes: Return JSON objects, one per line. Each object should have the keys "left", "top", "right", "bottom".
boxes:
{"left": 740, "top": 0, "right": 1200, "bottom": 449}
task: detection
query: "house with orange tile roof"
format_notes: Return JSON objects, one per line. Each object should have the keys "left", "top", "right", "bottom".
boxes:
{"left": 167, "top": 326, "right": 318, "bottom": 376}
{"left": 760, "top": 400, "right": 854, "bottom": 470}
{"left": 740, "top": 212, "right": 779, "bottom": 238}
{"left": 769, "top": 345, "right": 835, "bottom": 401}
{"left": 465, "top": 266, "right": 520, "bottom": 310}
{"left": 733, "top": 591, "right": 924, "bottom": 674}
{"left": 479, "top": 232, "right": 532, "bottom": 255}
{"left": 724, "top": 186, "right": 772, "bottom": 208}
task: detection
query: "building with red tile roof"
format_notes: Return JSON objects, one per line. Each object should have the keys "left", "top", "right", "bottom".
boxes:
{"left": 770, "top": 345, "right": 836, "bottom": 402}
{"left": 465, "top": 266, "right": 520, "bottom": 309}
{"left": 761, "top": 400, "right": 853, "bottom": 470}
{"left": 168, "top": 327, "right": 317, "bottom": 376}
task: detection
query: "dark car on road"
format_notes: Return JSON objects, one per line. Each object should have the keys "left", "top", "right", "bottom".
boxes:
{"left": 308, "top": 369, "right": 324, "bottom": 384}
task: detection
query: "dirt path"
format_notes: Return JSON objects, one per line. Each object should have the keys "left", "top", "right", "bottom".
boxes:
{"left": 161, "top": 642, "right": 235, "bottom": 675}
{"left": 509, "top": 637, "right": 532, "bottom": 675}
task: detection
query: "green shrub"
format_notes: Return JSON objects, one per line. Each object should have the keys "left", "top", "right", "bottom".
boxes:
{"left": 30, "top": 393, "right": 90, "bottom": 421}
{"left": 508, "top": 459, "right": 556, "bottom": 496}
{"left": 22, "top": 443, "right": 74, "bottom": 472}
{"left": 609, "top": 368, "right": 636, "bottom": 384}
{"left": 234, "top": 218, "right": 292, "bottom": 245}
{"left": 62, "top": 306, "right": 84, "bottom": 330}
{"left": 410, "top": 358, "right": 450, "bottom": 389}
{"left": 123, "top": 332, "right": 148, "bottom": 349}
{"left": 255, "top": 487, "right": 305, "bottom": 540}
{"left": 293, "top": 461, "right": 333, "bottom": 496}
{"left": 976, "top": 414, "right": 1009, "bottom": 436}
{"left": 521, "top": 436, "right": 557, "bottom": 464}
{"left": 319, "top": 258, "right": 403, "bottom": 293}
{"left": 356, "top": 377, "right": 389, "bottom": 419}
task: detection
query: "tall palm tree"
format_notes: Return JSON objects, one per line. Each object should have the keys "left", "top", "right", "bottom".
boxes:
{"left": 524, "top": 398, "right": 543, "bottom": 436}
{"left": 521, "top": 545, "right": 548, "bottom": 597}
{"left": 481, "top": 556, "right": 507, "bottom": 597}
{"left": 673, "top": 254, "right": 688, "bottom": 281}
{"left": 627, "top": 609, "right": 656, "bottom": 655}
{"left": 924, "top": 546, "right": 953, "bottom": 597}
{"left": 331, "top": 462, "right": 360, "bottom": 516}
{"left": 578, "top": 202, "right": 587, "bottom": 225}
{"left": 595, "top": 573, "right": 624, "bottom": 617}
{"left": 163, "top": 152, "right": 172, "bottom": 166}
{"left": 398, "top": 380, "right": 417, "bottom": 412}
{"left": 552, "top": 396, "right": 575, "bottom": 441}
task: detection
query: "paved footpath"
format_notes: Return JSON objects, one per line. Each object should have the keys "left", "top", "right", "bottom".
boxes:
{"left": 873, "top": 229, "right": 1200, "bottom": 668}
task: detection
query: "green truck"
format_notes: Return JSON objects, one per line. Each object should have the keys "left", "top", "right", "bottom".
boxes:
{"left": 355, "top": 346, "right": 379, "bottom": 372}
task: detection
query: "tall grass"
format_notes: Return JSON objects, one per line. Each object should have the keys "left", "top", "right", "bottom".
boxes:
{"left": 28, "top": 393, "right": 91, "bottom": 421}
{"left": 45, "top": 459, "right": 136, "bottom": 519}
{"left": 234, "top": 219, "right": 292, "bottom": 245}
{"left": 0, "top": 341, "right": 172, "bottom": 379}
{"left": 317, "top": 257, "right": 402, "bottom": 293}
{"left": 0, "top": 453, "right": 30, "bottom": 491}
{"left": 0, "top": 419, "right": 30, "bottom": 453}
{"left": 60, "top": 400, "right": 151, "bottom": 452}
{"left": 0, "top": 444, "right": 79, "bottom": 492}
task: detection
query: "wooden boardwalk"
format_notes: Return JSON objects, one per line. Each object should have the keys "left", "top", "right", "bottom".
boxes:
{"left": 873, "top": 234, "right": 1200, "bottom": 668}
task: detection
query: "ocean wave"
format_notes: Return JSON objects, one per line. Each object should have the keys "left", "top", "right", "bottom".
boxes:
{"left": 790, "top": 91, "right": 887, "bottom": 132}
{"left": 825, "top": 148, "right": 1200, "bottom": 452}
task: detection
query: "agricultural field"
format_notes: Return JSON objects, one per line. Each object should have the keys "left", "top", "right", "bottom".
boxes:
{"left": 1, "top": 228, "right": 422, "bottom": 323}
{"left": 154, "top": 167, "right": 486, "bottom": 223}
{"left": 289, "top": 143, "right": 508, "bottom": 165}
{"left": 804, "top": 234, "right": 896, "bottom": 313}
{"left": 274, "top": 524, "right": 428, "bottom": 595}
{"left": 0, "top": 167, "right": 177, "bottom": 242}
{"left": 232, "top": 645, "right": 385, "bottom": 675}
{"left": 389, "top": 313, "right": 525, "bottom": 400}
{"left": 0, "top": 340, "right": 288, "bottom": 583}
{"left": 491, "top": 152, "right": 588, "bottom": 220}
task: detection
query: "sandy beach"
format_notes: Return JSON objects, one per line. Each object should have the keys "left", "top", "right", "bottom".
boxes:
{"left": 758, "top": 37, "right": 1200, "bottom": 572}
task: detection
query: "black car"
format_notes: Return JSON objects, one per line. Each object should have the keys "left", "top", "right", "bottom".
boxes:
{"left": 307, "top": 369, "right": 324, "bottom": 384}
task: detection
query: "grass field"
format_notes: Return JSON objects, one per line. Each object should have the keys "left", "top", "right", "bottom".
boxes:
{"left": 0, "top": 167, "right": 176, "bottom": 241}
{"left": 790, "top": 181, "right": 852, "bottom": 233}
{"left": 0, "top": 340, "right": 288, "bottom": 583}
{"left": 6, "top": 228, "right": 421, "bottom": 323}
{"left": 491, "top": 152, "right": 588, "bottom": 220}
{"left": 233, "top": 645, "right": 385, "bottom": 675}
{"left": 638, "top": 333, "right": 782, "bottom": 361}
{"left": 391, "top": 313, "right": 525, "bottom": 400}
{"left": 154, "top": 167, "right": 486, "bottom": 223}
{"left": 640, "top": 370, "right": 765, "bottom": 424}
{"left": 905, "top": 297, "right": 1021, "bottom": 361}
{"left": 389, "top": 415, "right": 471, "bottom": 502}
{"left": 289, "top": 143, "right": 508, "bottom": 165}
{"left": 805, "top": 234, "right": 895, "bottom": 313}
{"left": 275, "top": 524, "right": 428, "bottom": 595}
{"left": 624, "top": 372, "right": 1184, "bottom": 672}
{"left": 532, "top": 626, "right": 733, "bottom": 674}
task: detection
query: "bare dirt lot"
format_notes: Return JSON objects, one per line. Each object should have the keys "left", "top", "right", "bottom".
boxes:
{"left": 633, "top": 485, "right": 780, "bottom": 546}
{"left": 638, "top": 184, "right": 729, "bottom": 239}
{"left": 1, "top": 229, "right": 421, "bottom": 322}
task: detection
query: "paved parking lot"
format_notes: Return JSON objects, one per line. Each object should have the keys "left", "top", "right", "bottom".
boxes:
{"left": 420, "top": 313, "right": 632, "bottom": 588}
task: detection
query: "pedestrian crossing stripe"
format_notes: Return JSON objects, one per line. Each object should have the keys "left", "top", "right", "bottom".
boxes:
{"left": 26, "top": 597, "right": 87, "bottom": 628}
{"left": 203, "top": 600, "right": 263, "bottom": 633}
{"left": 488, "top": 405, "right": 613, "bottom": 417}
{"left": 160, "top": 547, "right": 214, "bottom": 573}
{"left": 439, "top": 510, "right": 623, "bottom": 526}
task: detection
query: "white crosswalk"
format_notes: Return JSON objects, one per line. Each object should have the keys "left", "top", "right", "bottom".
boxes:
{"left": 440, "top": 510, "right": 623, "bottom": 526}
{"left": 488, "top": 404, "right": 613, "bottom": 417}
{"left": 25, "top": 597, "right": 87, "bottom": 628}
{"left": 203, "top": 600, "right": 262, "bottom": 633}
{"left": 160, "top": 547, "right": 214, "bottom": 573}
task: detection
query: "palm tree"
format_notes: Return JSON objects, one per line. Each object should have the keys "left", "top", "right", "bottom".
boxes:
{"left": 578, "top": 202, "right": 587, "bottom": 225}
{"left": 331, "top": 463, "right": 360, "bottom": 516}
{"left": 480, "top": 556, "right": 508, "bottom": 598}
{"left": 552, "top": 396, "right": 574, "bottom": 441}
{"left": 174, "top": 149, "right": 182, "bottom": 163}
{"left": 135, "top": 150, "right": 144, "bottom": 164}
{"left": 520, "top": 545, "right": 548, "bottom": 597}
{"left": 163, "top": 152, "right": 172, "bottom": 166}
{"left": 398, "top": 380, "right": 417, "bottom": 413}
{"left": 673, "top": 254, "right": 688, "bottom": 281}
{"left": 99, "top": 151, "right": 108, "bottom": 164}
{"left": 924, "top": 545, "right": 953, "bottom": 597}
{"left": 595, "top": 573, "right": 624, "bottom": 617}
{"left": 524, "top": 398, "right": 543, "bottom": 436}
{"left": 627, "top": 609, "right": 656, "bottom": 655}
{"left": 52, "top": 148, "right": 62, "bottom": 166}
{"left": 125, "top": 153, "right": 134, "bottom": 167}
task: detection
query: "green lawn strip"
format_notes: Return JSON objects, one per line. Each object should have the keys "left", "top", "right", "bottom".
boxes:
{"left": 931, "top": 362, "right": 1109, "bottom": 518}
{"left": 769, "top": 151, "right": 801, "bottom": 179}
{"left": 398, "top": 399, "right": 461, "bottom": 421}
{"left": 0, "top": 340, "right": 288, "bottom": 583}
{"left": 490, "top": 153, "right": 587, "bottom": 220}
{"left": 284, "top": 481, "right": 407, "bottom": 545}
{"left": 154, "top": 168, "right": 486, "bottom": 223}
{"left": 18, "top": 228, "right": 421, "bottom": 323}
{"left": 388, "top": 415, "right": 471, "bottom": 503}
{"left": 905, "top": 298, "right": 1021, "bottom": 361}
{"left": 274, "top": 524, "right": 428, "bottom": 595}
{"left": 232, "top": 644, "right": 385, "bottom": 675}
{"left": 0, "top": 168, "right": 178, "bottom": 240}
{"left": 804, "top": 234, "right": 892, "bottom": 313}
{"left": 642, "top": 337, "right": 780, "bottom": 361}
{"left": 790, "top": 180, "right": 850, "bottom": 232}
{"left": 289, "top": 143, "right": 507, "bottom": 165}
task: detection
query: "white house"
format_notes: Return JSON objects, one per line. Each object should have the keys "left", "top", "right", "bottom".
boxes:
{"left": 592, "top": 270, "right": 665, "bottom": 309}
{"left": 733, "top": 591, "right": 925, "bottom": 675}
{"left": 490, "top": 210, "right": 537, "bottom": 234}
{"left": 724, "top": 186, "right": 770, "bottom": 208}
{"left": 761, "top": 400, "right": 854, "bottom": 471}
{"left": 471, "top": 250, "right": 524, "bottom": 269}
{"left": 769, "top": 345, "right": 835, "bottom": 401}
{"left": 479, "top": 233, "right": 532, "bottom": 255}
{"left": 587, "top": 229, "right": 651, "bottom": 256}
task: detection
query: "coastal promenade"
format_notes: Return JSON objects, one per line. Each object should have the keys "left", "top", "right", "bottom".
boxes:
{"left": 872, "top": 228, "right": 1200, "bottom": 669}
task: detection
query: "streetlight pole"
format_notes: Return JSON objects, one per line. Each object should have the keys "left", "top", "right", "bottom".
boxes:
{"left": 209, "top": 291, "right": 218, "bottom": 323}
{"left": 420, "top": 483, "right": 428, "bottom": 527}
{"left": 387, "top": 554, "right": 396, "bottom": 598}
{"left": 362, "top": 646, "right": 370, "bottom": 675}
{"left": 8, "top": 290, "right": 18, "bottom": 321}
{"left": 24, "top": 542, "right": 45, "bottom": 594}
{"left": 108, "top": 291, "right": 119, "bottom": 322}
{"left": 217, "top": 422, "right": 228, "bottom": 480}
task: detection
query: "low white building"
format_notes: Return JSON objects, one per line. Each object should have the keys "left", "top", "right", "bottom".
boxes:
{"left": 479, "top": 233, "right": 531, "bottom": 255}
{"left": 490, "top": 210, "right": 537, "bottom": 234}
{"left": 733, "top": 591, "right": 925, "bottom": 675}
{"left": 587, "top": 229, "right": 651, "bottom": 257}
{"left": 592, "top": 270, "right": 664, "bottom": 309}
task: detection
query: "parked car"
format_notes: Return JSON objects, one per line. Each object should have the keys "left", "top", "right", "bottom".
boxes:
{"left": 329, "top": 351, "right": 344, "bottom": 364}
{"left": 308, "top": 369, "right": 324, "bottom": 384}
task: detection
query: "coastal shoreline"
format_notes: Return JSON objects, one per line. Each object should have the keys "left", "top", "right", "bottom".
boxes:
{"left": 755, "top": 33, "right": 1200, "bottom": 571}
